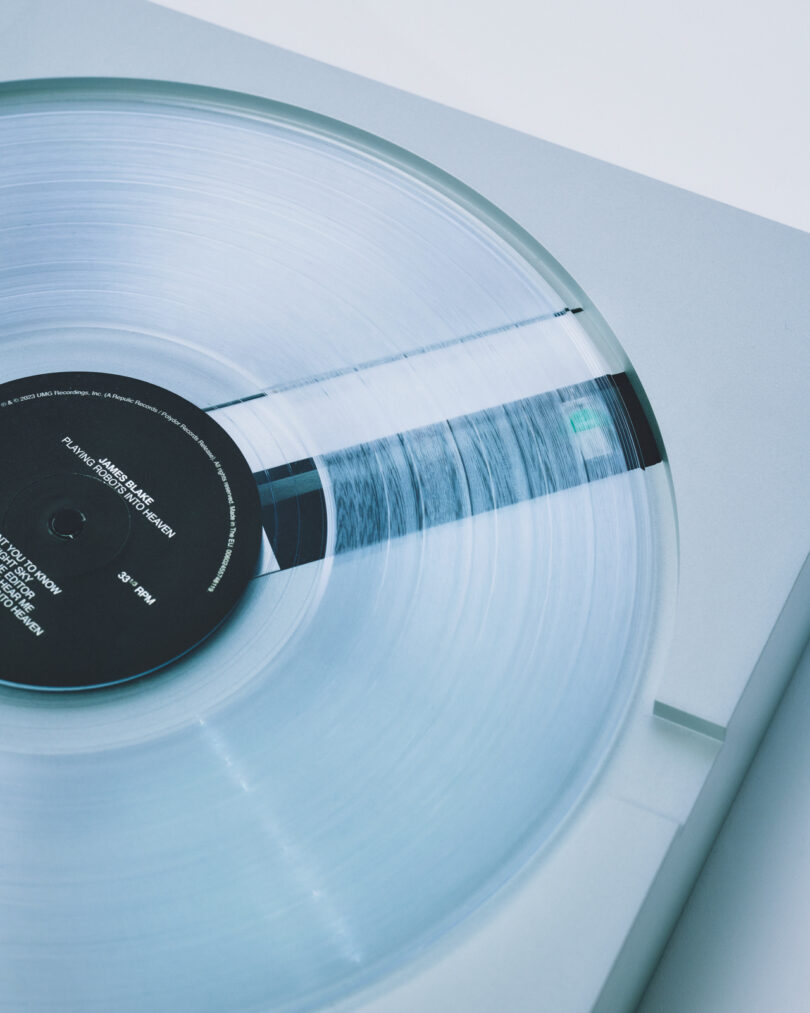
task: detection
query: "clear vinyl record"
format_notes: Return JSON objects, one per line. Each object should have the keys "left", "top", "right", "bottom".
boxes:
{"left": 0, "top": 80, "right": 670, "bottom": 1011}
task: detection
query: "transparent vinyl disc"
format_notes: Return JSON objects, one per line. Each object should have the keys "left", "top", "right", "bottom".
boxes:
{"left": 0, "top": 81, "right": 671, "bottom": 1011}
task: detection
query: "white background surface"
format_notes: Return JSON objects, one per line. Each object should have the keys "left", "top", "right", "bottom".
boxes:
{"left": 152, "top": 3, "right": 810, "bottom": 1009}
{"left": 152, "top": 0, "right": 810, "bottom": 234}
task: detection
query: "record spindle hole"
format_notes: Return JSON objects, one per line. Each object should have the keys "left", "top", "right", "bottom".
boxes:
{"left": 48, "top": 506, "right": 86, "bottom": 541}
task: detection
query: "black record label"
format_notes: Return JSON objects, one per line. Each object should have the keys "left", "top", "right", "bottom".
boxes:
{"left": 0, "top": 373, "right": 262, "bottom": 690}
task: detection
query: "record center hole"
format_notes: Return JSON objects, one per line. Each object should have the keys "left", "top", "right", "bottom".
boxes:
{"left": 49, "top": 507, "right": 86, "bottom": 540}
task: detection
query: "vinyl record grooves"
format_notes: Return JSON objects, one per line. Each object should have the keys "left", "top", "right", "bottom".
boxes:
{"left": 0, "top": 80, "right": 670, "bottom": 1012}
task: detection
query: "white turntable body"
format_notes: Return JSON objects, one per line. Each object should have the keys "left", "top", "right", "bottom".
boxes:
{"left": 1, "top": 2, "right": 808, "bottom": 1011}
